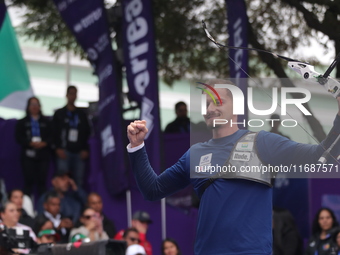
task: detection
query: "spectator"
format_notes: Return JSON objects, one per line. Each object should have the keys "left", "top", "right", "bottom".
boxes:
{"left": 126, "top": 244, "right": 146, "bottom": 255}
{"left": 305, "top": 208, "right": 339, "bottom": 255}
{"left": 161, "top": 238, "right": 181, "bottom": 255}
{"left": 269, "top": 113, "right": 290, "bottom": 139}
{"left": 272, "top": 207, "right": 302, "bottom": 255}
{"left": 0, "top": 202, "right": 36, "bottom": 242}
{"left": 332, "top": 228, "right": 340, "bottom": 254}
{"left": 164, "top": 102, "right": 190, "bottom": 133}
{"left": 69, "top": 207, "right": 108, "bottom": 242}
{"left": 35, "top": 219, "right": 60, "bottom": 244}
{"left": 35, "top": 191, "right": 73, "bottom": 243}
{"left": 8, "top": 189, "right": 35, "bottom": 229}
{"left": 123, "top": 228, "right": 140, "bottom": 247}
{"left": 15, "top": 96, "right": 52, "bottom": 197}
{"left": 37, "top": 173, "right": 86, "bottom": 223}
{"left": 52, "top": 85, "right": 91, "bottom": 187}
{"left": 87, "top": 192, "right": 116, "bottom": 238}
{"left": 115, "top": 211, "right": 152, "bottom": 255}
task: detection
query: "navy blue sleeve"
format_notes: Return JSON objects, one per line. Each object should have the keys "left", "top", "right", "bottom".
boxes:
{"left": 128, "top": 146, "right": 191, "bottom": 201}
{"left": 257, "top": 115, "right": 340, "bottom": 165}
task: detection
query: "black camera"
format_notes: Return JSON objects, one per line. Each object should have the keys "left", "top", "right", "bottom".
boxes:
{"left": 0, "top": 226, "right": 35, "bottom": 254}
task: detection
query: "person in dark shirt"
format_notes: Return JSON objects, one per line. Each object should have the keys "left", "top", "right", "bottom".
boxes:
{"left": 35, "top": 191, "right": 73, "bottom": 243}
{"left": 37, "top": 173, "right": 87, "bottom": 224}
{"left": 52, "top": 85, "right": 91, "bottom": 187}
{"left": 164, "top": 102, "right": 190, "bottom": 133}
{"left": 86, "top": 192, "right": 116, "bottom": 238}
{"left": 8, "top": 189, "right": 35, "bottom": 229}
{"left": 15, "top": 97, "right": 52, "bottom": 197}
{"left": 305, "top": 208, "right": 339, "bottom": 255}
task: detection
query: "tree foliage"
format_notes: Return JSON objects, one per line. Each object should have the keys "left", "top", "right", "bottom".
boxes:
{"left": 6, "top": 0, "right": 340, "bottom": 141}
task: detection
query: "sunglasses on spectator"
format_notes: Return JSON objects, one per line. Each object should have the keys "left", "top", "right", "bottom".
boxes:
{"left": 129, "top": 237, "right": 140, "bottom": 243}
{"left": 82, "top": 214, "right": 96, "bottom": 220}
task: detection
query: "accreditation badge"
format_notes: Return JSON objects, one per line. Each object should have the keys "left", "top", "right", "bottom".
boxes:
{"left": 68, "top": 129, "right": 78, "bottom": 142}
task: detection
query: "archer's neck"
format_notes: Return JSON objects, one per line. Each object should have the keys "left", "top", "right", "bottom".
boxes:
{"left": 212, "top": 125, "right": 239, "bottom": 139}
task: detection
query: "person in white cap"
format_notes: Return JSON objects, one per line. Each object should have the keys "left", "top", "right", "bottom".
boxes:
{"left": 126, "top": 244, "right": 146, "bottom": 255}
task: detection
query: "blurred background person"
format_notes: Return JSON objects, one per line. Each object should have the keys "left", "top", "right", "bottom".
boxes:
{"left": 164, "top": 101, "right": 190, "bottom": 133}
{"left": 15, "top": 96, "right": 52, "bottom": 198}
{"left": 161, "top": 238, "right": 181, "bottom": 255}
{"left": 69, "top": 207, "right": 108, "bottom": 242}
{"left": 0, "top": 202, "right": 36, "bottom": 242}
{"left": 37, "top": 173, "right": 86, "bottom": 223}
{"left": 35, "top": 191, "right": 73, "bottom": 243}
{"left": 272, "top": 207, "right": 302, "bottom": 255}
{"left": 115, "top": 211, "right": 152, "bottom": 255}
{"left": 52, "top": 85, "right": 91, "bottom": 188}
{"left": 305, "top": 208, "right": 339, "bottom": 255}
{"left": 8, "top": 189, "right": 34, "bottom": 229}
{"left": 126, "top": 244, "right": 146, "bottom": 255}
{"left": 87, "top": 192, "right": 116, "bottom": 238}
{"left": 123, "top": 228, "right": 140, "bottom": 247}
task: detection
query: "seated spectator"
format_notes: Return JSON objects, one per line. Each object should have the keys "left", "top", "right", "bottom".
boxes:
{"left": 161, "top": 238, "right": 181, "bottom": 255}
{"left": 35, "top": 191, "right": 73, "bottom": 243}
{"left": 37, "top": 173, "right": 86, "bottom": 223}
{"left": 126, "top": 244, "right": 146, "bottom": 255}
{"left": 305, "top": 208, "right": 339, "bottom": 255}
{"left": 123, "top": 228, "right": 140, "bottom": 247}
{"left": 332, "top": 228, "right": 340, "bottom": 254}
{"left": 164, "top": 102, "right": 190, "bottom": 133}
{"left": 115, "top": 211, "right": 152, "bottom": 255}
{"left": 87, "top": 192, "right": 116, "bottom": 238}
{"left": 0, "top": 202, "right": 36, "bottom": 242}
{"left": 69, "top": 208, "right": 108, "bottom": 242}
{"left": 8, "top": 189, "right": 35, "bottom": 229}
{"left": 35, "top": 219, "right": 60, "bottom": 244}
{"left": 15, "top": 96, "right": 52, "bottom": 198}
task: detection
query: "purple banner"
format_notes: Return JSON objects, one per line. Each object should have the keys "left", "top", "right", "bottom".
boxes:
{"left": 226, "top": 0, "right": 249, "bottom": 127}
{"left": 0, "top": 0, "right": 6, "bottom": 29}
{"left": 52, "top": 0, "right": 127, "bottom": 195}
{"left": 122, "top": 0, "right": 161, "bottom": 171}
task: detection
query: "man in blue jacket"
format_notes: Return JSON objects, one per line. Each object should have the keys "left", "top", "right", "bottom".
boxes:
{"left": 127, "top": 79, "right": 340, "bottom": 255}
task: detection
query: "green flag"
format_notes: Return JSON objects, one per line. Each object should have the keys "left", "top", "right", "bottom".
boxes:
{"left": 0, "top": 11, "right": 33, "bottom": 110}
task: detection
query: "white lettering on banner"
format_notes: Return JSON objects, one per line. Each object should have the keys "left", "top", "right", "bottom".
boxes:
{"left": 98, "top": 65, "right": 113, "bottom": 84}
{"left": 57, "top": 0, "right": 78, "bottom": 11}
{"left": 233, "top": 18, "right": 243, "bottom": 82}
{"left": 141, "top": 97, "right": 154, "bottom": 139}
{"left": 73, "top": 8, "right": 102, "bottom": 33}
{"left": 124, "top": 0, "right": 156, "bottom": 140}
{"left": 129, "top": 42, "right": 148, "bottom": 59}
{"left": 101, "top": 125, "right": 115, "bottom": 157}
{"left": 95, "top": 34, "right": 109, "bottom": 53}
{"left": 98, "top": 95, "right": 115, "bottom": 113}
{"left": 125, "top": 0, "right": 143, "bottom": 22}
{"left": 87, "top": 48, "right": 98, "bottom": 61}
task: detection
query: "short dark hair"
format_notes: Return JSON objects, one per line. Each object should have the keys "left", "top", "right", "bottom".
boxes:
{"left": 312, "top": 208, "right": 339, "bottom": 235}
{"left": 175, "top": 102, "right": 187, "bottom": 111}
{"left": 0, "top": 202, "right": 15, "bottom": 214}
{"left": 161, "top": 238, "right": 181, "bottom": 255}
{"left": 25, "top": 97, "right": 42, "bottom": 117}
{"left": 7, "top": 189, "right": 23, "bottom": 201}
{"left": 44, "top": 191, "right": 60, "bottom": 204}
{"left": 67, "top": 85, "right": 77, "bottom": 94}
{"left": 123, "top": 227, "right": 139, "bottom": 238}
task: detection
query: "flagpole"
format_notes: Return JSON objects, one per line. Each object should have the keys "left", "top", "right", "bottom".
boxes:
{"left": 126, "top": 190, "right": 132, "bottom": 227}
{"left": 65, "top": 50, "right": 71, "bottom": 86}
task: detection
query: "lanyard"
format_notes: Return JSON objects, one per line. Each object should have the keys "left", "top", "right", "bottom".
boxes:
{"left": 30, "top": 117, "right": 40, "bottom": 137}
{"left": 67, "top": 111, "right": 79, "bottom": 128}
